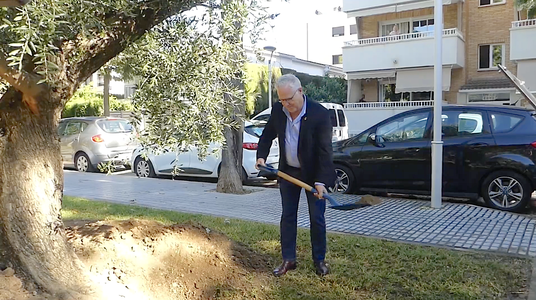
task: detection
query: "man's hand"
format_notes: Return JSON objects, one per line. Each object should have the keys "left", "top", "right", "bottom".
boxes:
{"left": 255, "top": 158, "right": 266, "bottom": 170}
{"left": 314, "top": 184, "right": 328, "bottom": 199}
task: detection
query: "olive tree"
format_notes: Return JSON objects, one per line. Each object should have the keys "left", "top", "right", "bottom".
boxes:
{"left": 0, "top": 0, "right": 269, "bottom": 298}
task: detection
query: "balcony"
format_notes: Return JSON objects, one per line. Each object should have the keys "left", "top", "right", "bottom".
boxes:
{"left": 343, "top": 0, "right": 461, "bottom": 17}
{"left": 342, "top": 28, "right": 465, "bottom": 73}
{"left": 510, "top": 19, "right": 536, "bottom": 61}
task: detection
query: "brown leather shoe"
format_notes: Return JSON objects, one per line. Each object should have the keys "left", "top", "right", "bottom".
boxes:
{"left": 314, "top": 261, "right": 329, "bottom": 276}
{"left": 273, "top": 260, "right": 297, "bottom": 277}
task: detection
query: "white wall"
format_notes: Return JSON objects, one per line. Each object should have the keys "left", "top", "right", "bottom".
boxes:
{"left": 345, "top": 106, "right": 420, "bottom": 136}
{"left": 245, "top": 48, "right": 345, "bottom": 78}
{"left": 343, "top": 33, "right": 465, "bottom": 72}
{"left": 250, "top": 0, "right": 356, "bottom": 66}
{"left": 510, "top": 25, "right": 536, "bottom": 61}
{"left": 306, "top": 12, "right": 357, "bottom": 66}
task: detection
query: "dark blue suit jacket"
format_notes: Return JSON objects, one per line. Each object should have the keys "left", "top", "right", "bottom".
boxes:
{"left": 256, "top": 98, "right": 337, "bottom": 189}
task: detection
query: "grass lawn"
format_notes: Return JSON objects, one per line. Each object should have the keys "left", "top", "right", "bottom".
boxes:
{"left": 62, "top": 196, "right": 532, "bottom": 300}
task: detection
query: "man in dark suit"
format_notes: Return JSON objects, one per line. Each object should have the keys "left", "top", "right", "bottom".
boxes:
{"left": 255, "top": 74, "right": 336, "bottom": 277}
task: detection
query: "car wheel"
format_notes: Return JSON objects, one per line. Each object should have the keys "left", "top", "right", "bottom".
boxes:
{"left": 134, "top": 156, "right": 156, "bottom": 178}
{"left": 75, "top": 153, "right": 94, "bottom": 172}
{"left": 334, "top": 164, "right": 355, "bottom": 194}
{"left": 481, "top": 170, "right": 531, "bottom": 212}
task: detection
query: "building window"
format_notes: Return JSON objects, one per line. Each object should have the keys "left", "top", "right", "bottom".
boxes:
{"left": 479, "top": 0, "right": 506, "bottom": 6}
{"left": 468, "top": 92, "right": 510, "bottom": 103}
{"left": 412, "top": 18, "right": 434, "bottom": 33}
{"left": 381, "top": 22, "right": 409, "bottom": 36}
{"left": 380, "top": 17, "right": 436, "bottom": 37}
{"left": 332, "top": 54, "right": 343, "bottom": 65}
{"left": 350, "top": 24, "right": 357, "bottom": 35}
{"left": 478, "top": 44, "right": 504, "bottom": 70}
{"left": 380, "top": 83, "right": 435, "bottom": 102}
{"left": 332, "top": 26, "right": 344, "bottom": 37}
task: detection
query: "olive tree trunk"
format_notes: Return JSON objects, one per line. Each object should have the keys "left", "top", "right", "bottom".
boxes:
{"left": 0, "top": 89, "right": 94, "bottom": 299}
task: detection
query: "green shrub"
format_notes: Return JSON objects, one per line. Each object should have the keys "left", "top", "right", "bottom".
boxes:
{"left": 62, "top": 85, "right": 133, "bottom": 118}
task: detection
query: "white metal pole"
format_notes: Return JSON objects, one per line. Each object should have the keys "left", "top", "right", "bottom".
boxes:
{"left": 431, "top": 0, "right": 443, "bottom": 209}
{"left": 268, "top": 58, "right": 272, "bottom": 109}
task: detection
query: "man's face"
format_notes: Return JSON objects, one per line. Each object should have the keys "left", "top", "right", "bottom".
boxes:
{"left": 277, "top": 85, "right": 303, "bottom": 114}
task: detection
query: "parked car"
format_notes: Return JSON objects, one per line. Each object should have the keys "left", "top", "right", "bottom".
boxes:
{"left": 332, "top": 105, "right": 536, "bottom": 212}
{"left": 251, "top": 102, "right": 349, "bottom": 142}
{"left": 131, "top": 121, "right": 279, "bottom": 181}
{"left": 58, "top": 117, "right": 137, "bottom": 172}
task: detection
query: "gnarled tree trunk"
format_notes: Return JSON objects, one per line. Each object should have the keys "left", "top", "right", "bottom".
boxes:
{"left": 0, "top": 89, "right": 93, "bottom": 299}
{"left": 216, "top": 0, "right": 246, "bottom": 194}
{"left": 217, "top": 123, "right": 244, "bottom": 194}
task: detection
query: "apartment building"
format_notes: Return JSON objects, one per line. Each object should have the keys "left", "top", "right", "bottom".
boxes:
{"left": 342, "top": 0, "right": 536, "bottom": 107}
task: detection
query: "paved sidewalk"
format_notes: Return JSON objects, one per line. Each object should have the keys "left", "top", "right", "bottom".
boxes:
{"left": 64, "top": 170, "right": 536, "bottom": 257}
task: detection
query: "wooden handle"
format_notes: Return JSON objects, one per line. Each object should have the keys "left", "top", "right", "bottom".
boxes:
{"left": 276, "top": 170, "right": 315, "bottom": 192}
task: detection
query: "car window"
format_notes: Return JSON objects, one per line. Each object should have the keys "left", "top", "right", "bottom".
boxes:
{"left": 63, "top": 122, "right": 81, "bottom": 136}
{"left": 57, "top": 121, "right": 67, "bottom": 135}
{"left": 357, "top": 130, "right": 370, "bottom": 143}
{"left": 329, "top": 109, "right": 337, "bottom": 127}
{"left": 377, "top": 112, "right": 429, "bottom": 142}
{"left": 441, "top": 111, "right": 484, "bottom": 137}
{"left": 490, "top": 112, "right": 523, "bottom": 133}
{"left": 337, "top": 109, "right": 347, "bottom": 127}
{"left": 244, "top": 124, "right": 266, "bottom": 137}
{"left": 253, "top": 114, "right": 270, "bottom": 122}
{"left": 96, "top": 119, "right": 133, "bottom": 133}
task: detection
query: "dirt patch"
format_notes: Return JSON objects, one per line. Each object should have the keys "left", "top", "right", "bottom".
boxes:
{"left": 3, "top": 219, "right": 273, "bottom": 300}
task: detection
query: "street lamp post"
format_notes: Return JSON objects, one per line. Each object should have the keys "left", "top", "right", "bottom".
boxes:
{"left": 431, "top": 0, "right": 444, "bottom": 209}
{"left": 263, "top": 45, "right": 276, "bottom": 109}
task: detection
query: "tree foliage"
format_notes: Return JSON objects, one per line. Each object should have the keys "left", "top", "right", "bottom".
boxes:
{"left": 244, "top": 62, "right": 281, "bottom": 116}
{"left": 114, "top": 1, "right": 268, "bottom": 161}
{"left": 304, "top": 75, "right": 347, "bottom": 104}
{"left": 0, "top": 0, "right": 272, "bottom": 296}
{"left": 62, "top": 84, "right": 132, "bottom": 117}
{"left": 515, "top": 0, "right": 536, "bottom": 18}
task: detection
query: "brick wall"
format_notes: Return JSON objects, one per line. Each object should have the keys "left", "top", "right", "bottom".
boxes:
{"left": 466, "top": 1, "right": 516, "bottom": 81}
{"left": 446, "top": 68, "right": 465, "bottom": 103}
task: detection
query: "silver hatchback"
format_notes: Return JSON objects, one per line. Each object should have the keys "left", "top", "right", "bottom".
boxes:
{"left": 58, "top": 117, "right": 138, "bottom": 172}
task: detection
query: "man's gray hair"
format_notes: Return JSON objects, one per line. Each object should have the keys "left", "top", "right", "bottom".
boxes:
{"left": 275, "top": 74, "right": 302, "bottom": 91}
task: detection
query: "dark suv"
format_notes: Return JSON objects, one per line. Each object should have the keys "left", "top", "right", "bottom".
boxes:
{"left": 333, "top": 105, "right": 536, "bottom": 212}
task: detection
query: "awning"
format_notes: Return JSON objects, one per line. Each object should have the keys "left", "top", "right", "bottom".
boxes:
{"left": 347, "top": 70, "right": 396, "bottom": 80}
{"left": 517, "top": 60, "right": 536, "bottom": 92}
{"left": 395, "top": 67, "right": 452, "bottom": 93}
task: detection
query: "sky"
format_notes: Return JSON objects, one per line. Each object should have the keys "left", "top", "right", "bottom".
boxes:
{"left": 255, "top": 0, "right": 345, "bottom": 58}
{"left": 185, "top": 0, "right": 347, "bottom": 64}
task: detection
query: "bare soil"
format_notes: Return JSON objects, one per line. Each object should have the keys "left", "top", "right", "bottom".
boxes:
{"left": 1, "top": 219, "right": 273, "bottom": 300}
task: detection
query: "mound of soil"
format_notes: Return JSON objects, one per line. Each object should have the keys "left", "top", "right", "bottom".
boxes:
{"left": 2, "top": 219, "right": 274, "bottom": 300}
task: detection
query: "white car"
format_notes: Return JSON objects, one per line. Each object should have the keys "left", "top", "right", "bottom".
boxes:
{"left": 130, "top": 121, "right": 279, "bottom": 181}
{"left": 251, "top": 102, "right": 349, "bottom": 142}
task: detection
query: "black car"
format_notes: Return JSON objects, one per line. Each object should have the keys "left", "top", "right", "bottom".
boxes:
{"left": 333, "top": 105, "right": 536, "bottom": 212}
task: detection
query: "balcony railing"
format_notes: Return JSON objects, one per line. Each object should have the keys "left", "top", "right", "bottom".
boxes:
{"left": 344, "top": 28, "right": 463, "bottom": 47}
{"left": 512, "top": 19, "right": 536, "bottom": 28}
{"left": 344, "top": 100, "right": 435, "bottom": 109}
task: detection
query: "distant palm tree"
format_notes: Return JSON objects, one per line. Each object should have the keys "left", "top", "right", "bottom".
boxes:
{"left": 515, "top": 0, "right": 536, "bottom": 18}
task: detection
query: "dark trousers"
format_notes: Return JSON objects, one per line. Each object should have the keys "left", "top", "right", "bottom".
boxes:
{"left": 279, "top": 167, "right": 326, "bottom": 262}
